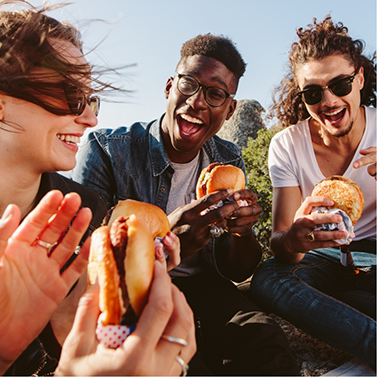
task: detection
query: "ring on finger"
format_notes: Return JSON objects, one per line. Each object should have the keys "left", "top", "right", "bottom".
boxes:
{"left": 209, "top": 224, "right": 224, "bottom": 239}
{"left": 34, "top": 238, "right": 58, "bottom": 256}
{"left": 307, "top": 230, "right": 315, "bottom": 242}
{"left": 175, "top": 355, "right": 189, "bottom": 377}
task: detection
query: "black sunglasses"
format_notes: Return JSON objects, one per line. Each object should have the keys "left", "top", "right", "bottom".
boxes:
{"left": 297, "top": 73, "right": 357, "bottom": 105}
{"left": 176, "top": 73, "right": 235, "bottom": 107}
{"left": 64, "top": 84, "right": 100, "bottom": 116}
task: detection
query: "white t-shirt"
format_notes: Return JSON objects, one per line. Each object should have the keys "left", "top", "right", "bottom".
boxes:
{"left": 167, "top": 150, "right": 211, "bottom": 278}
{"left": 268, "top": 106, "right": 376, "bottom": 241}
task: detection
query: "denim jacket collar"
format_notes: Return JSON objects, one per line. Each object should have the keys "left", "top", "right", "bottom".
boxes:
{"left": 149, "top": 115, "right": 172, "bottom": 177}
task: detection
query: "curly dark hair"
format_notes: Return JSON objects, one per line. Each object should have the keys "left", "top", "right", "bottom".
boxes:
{"left": 0, "top": 0, "right": 121, "bottom": 125}
{"left": 269, "top": 15, "right": 376, "bottom": 128}
{"left": 178, "top": 33, "right": 246, "bottom": 89}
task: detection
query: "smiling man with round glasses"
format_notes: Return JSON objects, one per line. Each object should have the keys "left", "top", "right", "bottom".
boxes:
{"left": 248, "top": 15, "right": 377, "bottom": 371}
{"left": 175, "top": 73, "right": 235, "bottom": 107}
{"left": 73, "top": 33, "right": 299, "bottom": 376}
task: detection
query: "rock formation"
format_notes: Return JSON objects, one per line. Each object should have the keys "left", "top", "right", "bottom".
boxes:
{"left": 217, "top": 99, "right": 265, "bottom": 148}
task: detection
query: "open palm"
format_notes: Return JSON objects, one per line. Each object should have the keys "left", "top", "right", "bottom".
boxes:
{"left": 0, "top": 191, "right": 91, "bottom": 373}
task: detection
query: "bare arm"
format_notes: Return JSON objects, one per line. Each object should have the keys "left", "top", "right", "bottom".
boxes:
{"left": 270, "top": 186, "right": 347, "bottom": 264}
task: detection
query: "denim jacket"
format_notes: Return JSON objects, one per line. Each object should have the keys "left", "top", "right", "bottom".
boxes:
{"left": 72, "top": 114, "right": 246, "bottom": 276}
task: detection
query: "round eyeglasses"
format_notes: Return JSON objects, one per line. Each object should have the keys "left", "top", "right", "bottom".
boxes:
{"left": 297, "top": 73, "right": 357, "bottom": 106}
{"left": 176, "top": 73, "right": 235, "bottom": 107}
{"left": 64, "top": 84, "right": 100, "bottom": 116}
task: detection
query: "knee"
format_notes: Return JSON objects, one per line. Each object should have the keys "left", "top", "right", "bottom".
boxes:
{"left": 248, "top": 259, "right": 296, "bottom": 308}
{"left": 248, "top": 259, "right": 280, "bottom": 297}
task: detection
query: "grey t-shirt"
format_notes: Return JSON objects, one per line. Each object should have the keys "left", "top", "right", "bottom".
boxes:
{"left": 167, "top": 150, "right": 210, "bottom": 278}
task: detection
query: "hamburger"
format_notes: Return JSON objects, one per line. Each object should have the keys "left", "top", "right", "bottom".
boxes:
{"left": 104, "top": 199, "right": 170, "bottom": 238}
{"left": 88, "top": 199, "right": 171, "bottom": 348}
{"left": 311, "top": 175, "right": 364, "bottom": 226}
{"left": 196, "top": 162, "right": 245, "bottom": 199}
{"left": 88, "top": 215, "right": 154, "bottom": 327}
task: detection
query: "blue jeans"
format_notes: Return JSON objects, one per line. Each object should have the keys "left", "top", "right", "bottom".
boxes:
{"left": 248, "top": 248, "right": 376, "bottom": 369}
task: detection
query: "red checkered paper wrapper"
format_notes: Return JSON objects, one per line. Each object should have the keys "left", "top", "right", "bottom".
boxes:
{"left": 96, "top": 322, "right": 136, "bottom": 349}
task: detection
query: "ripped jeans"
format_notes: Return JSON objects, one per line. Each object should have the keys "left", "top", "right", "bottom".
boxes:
{"left": 248, "top": 247, "right": 376, "bottom": 369}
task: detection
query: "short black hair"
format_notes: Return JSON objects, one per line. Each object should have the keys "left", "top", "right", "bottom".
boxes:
{"left": 179, "top": 33, "right": 246, "bottom": 84}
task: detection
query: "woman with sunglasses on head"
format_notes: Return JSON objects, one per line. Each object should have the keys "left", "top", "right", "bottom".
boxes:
{"left": 248, "top": 15, "right": 376, "bottom": 370}
{"left": 0, "top": 2, "right": 190, "bottom": 376}
{"left": 0, "top": 3, "right": 109, "bottom": 374}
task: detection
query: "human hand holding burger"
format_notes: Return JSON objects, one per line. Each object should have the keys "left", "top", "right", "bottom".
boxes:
{"left": 106, "top": 199, "right": 181, "bottom": 271}
{"left": 56, "top": 260, "right": 196, "bottom": 376}
{"left": 169, "top": 163, "right": 261, "bottom": 260}
{"left": 196, "top": 163, "right": 261, "bottom": 237}
{"left": 288, "top": 175, "right": 364, "bottom": 254}
{"left": 87, "top": 199, "right": 182, "bottom": 348}
{"left": 56, "top": 199, "right": 195, "bottom": 376}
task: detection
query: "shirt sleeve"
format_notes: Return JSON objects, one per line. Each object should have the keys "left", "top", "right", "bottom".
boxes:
{"left": 268, "top": 130, "right": 300, "bottom": 188}
{"left": 71, "top": 131, "right": 116, "bottom": 209}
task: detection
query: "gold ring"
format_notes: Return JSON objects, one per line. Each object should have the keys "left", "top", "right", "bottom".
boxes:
{"left": 161, "top": 334, "right": 188, "bottom": 347}
{"left": 34, "top": 239, "right": 58, "bottom": 256}
{"left": 175, "top": 355, "right": 189, "bottom": 377}
{"left": 307, "top": 230, "right": 315, "bottom": 242}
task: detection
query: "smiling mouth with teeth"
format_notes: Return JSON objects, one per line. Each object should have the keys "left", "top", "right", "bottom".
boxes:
{"left": 57, "top": 134, "right": 81, "bottom": 145}
{"left": 179, "top": 114, "right": 204, "bottom": 136}
{"left": 323, "top": 108, "right": 346, "bottom": 123}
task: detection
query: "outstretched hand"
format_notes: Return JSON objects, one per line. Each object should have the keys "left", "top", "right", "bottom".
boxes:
{"left": 353, "top": 146, "right": 377, "bottom": 179}
{"left": 168, "top": 189, "right": 239, "bottom": 259}
{"left": 0, "top": 190, "right": 92, "bottom": 374}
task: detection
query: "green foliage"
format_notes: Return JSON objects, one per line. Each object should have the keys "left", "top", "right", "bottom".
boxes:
{"left": 242, "top": 126, "right": 282, "bottom": 259}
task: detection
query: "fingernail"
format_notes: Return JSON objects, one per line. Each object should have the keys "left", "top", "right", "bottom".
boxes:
{"left": 226, "top": 188, "right": 234, "bottom": 195}
{"left": 164, "top": 233, "right": 173, "bottom": 246}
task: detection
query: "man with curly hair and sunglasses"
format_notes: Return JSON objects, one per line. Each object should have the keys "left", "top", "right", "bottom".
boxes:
{"left": 248, "top": 15, "right": 376, "bottom": 370}
{"left": 73, "top": 33, "right": 299, "bottom": 375}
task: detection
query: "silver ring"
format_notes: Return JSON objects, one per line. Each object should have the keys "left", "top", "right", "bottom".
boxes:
{"left": 34, "top": 239, "right": 58, "bottom": 256}
{"left": 209, "top": 224, "right": 224, "bottom": 239}
{"left": 307, "top": 230, "right": 315, "bottom": 242}
{"left": 175, "top": 355, "right": 189, "bottom": 377}
{"left": 161, "top": 334, "right": 188, "bottom": 347}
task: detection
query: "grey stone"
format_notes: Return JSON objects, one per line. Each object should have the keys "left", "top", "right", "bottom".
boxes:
{"left": 217, "top": 99, "right": 265, "bottom": 148}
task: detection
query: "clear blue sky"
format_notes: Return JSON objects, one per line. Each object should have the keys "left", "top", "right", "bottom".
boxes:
{"left": 27, "top": 0, "right": 376, "bottom": 130}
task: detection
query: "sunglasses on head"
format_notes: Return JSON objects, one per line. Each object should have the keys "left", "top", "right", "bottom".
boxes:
{"left": 63, "top": 84, "right": 100, "bottom": 116}
{"left": 297, "top": 72, "right": 357, "bottom": 106}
